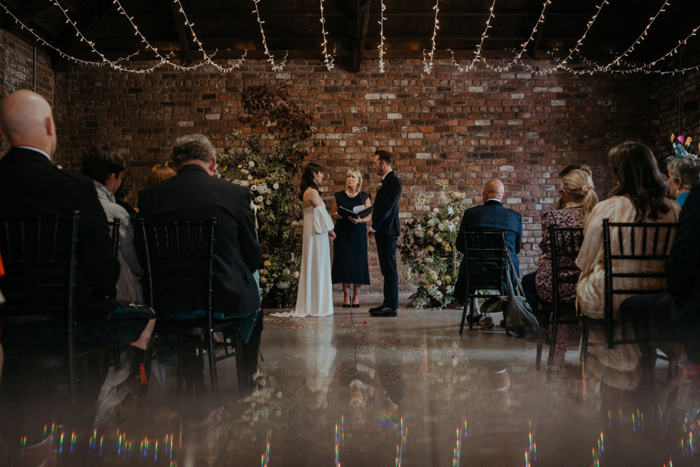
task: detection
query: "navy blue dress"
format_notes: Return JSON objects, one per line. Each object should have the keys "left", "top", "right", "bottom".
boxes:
{"left": 332, "top": 191, "right": 371, "bottom": 285}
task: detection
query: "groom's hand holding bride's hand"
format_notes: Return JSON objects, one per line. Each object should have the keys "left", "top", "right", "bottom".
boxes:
{"left": 329, "top": 230, "right": 337, "bottom": 242}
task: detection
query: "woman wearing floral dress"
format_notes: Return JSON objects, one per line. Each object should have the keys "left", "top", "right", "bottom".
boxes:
{"left": 533, "top": 168, "right": 598, "bottom": 359}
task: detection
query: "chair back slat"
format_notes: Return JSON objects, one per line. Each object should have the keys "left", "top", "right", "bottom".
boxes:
{"left": 601, "top": 219, "right": 677, "bottom": 347}
{"left": 140, "top": 218, "right": 217, "bottom": 316}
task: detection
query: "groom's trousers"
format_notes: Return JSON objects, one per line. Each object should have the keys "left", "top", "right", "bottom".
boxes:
{"left": 376, "top": 235, "right": 399, "bottom": 309}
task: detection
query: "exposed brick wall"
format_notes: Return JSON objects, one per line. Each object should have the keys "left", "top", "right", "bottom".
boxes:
{"left": 0, "top": 30, "right": 54, "bottom": 154}
{"left": 53, "top": 59, "right": 659, "bottom": 292}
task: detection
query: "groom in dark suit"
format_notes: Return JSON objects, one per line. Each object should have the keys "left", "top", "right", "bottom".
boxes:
{"left": 454, "top": 179, "right": 523, "bottom": 310}
{"left": 368, "top": 150, "right": 402, "bottom": 317}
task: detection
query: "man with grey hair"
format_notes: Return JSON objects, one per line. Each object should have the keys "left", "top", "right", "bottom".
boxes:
{"left": 138, "top": 133, "right": 263, "bottom": 390}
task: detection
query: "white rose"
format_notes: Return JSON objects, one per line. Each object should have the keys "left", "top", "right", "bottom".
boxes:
{"left": 433, "top": 208, "right": 439, "bottom": 212}
{"left": 266, "top": 200, "right": 272, "bottom": 205}
{"left": 251, "top": 185, "right": 258, "bottom": 192}
{"left": 255, "top": 196, "right": 263, "bottom": 203}
{"left": 428, "top": 218, "right": 437, "bottom": 226}
{"left": 429, "top": 270, "right": 438, "bottom": 280}
{"left": 438, "top": 223, "right": 445, "bottom": 230}
{"left": 436, "top": 280, "right": 442, "bottom": 286}
{"left": 273, "top": 183, "right": 279, "bottom": 189}
{"left": 248, "top": 175, "right": 253, "bottom": 180}
{"left": 447, "top": 223, "right": 455, "bottom": 232}
{"left": 241, "top": 169, "right": 250, "bottom": 175}
{"left": 239, "top": 180, "right": 250, "bottom": 187}
{"left": 249, "top": 161, "right": 255, "bottom": 168}
{"left": 435, "top": 235, "right": 443, "bottom": 243}
{"left": 447, "top": 207, "right": 454, "bottom": 215}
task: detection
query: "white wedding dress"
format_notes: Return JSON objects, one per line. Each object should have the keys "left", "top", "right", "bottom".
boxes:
{"left": 293, "top": 205, "right": 335, "bottom": 317}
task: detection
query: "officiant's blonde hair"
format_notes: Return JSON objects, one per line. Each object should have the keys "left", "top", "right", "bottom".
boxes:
{"left": 346, "top": 167, "right": 363, "bottom": 192}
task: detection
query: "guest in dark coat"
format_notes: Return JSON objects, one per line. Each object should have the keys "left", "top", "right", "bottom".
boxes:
{"left": 368, "top": 150, "right": 402, "bottom": 317}
{"left": 453, "top": 179, "right": 523, "bottom": 305}
{"left": 137, "top": 134, "right": 263, "bottom": 384}
{"left": 0, "top": 90, "right": 155, "bottom": 349}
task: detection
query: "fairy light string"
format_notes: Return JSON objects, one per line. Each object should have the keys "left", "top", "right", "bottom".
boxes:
{"left": 172, "top": 0, "right": 246, "bottom": 72}
{"left": 319, "top": 0, "right": 336, "bottom": 70}
{"left": 422, "top": 0, "right": 440, "bottom": 73}
{"left": 51, "top": 0, "right": 163, "bottom": 73}
{"left": 596, "top": 0, "right": 672, "bottom": 72}
{"left": 111, "top": 0, "right": 208, "bottom": 71}
{"left": 472, "top": 0, "right": 498, "bottom": 65}
{"left": 0, "top": 1, "right": 122, "bottom": 67}
{"left": 0, "top": 0, "right": 696, "bottom": 76}
{"left": 494, "top": 0, "right": 552, "bottom": 72}
{"left": 252, "top": 0, "right": 287, "bottom": 71}
{"left": 378, "top": 0, "right": 387, "bottom": 72}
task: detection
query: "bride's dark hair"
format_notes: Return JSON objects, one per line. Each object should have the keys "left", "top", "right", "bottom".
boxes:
{"left": 299, "top": 163, "right": 322, "bottom": 201}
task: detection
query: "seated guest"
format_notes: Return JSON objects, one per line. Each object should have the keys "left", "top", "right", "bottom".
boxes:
{"left": 576, "top": 141, "right": 680, "bottom": 390}
{"left": 0, "top": 92, "right": 156, "bottom": 425}
{"left": 137, "top": 134, "right": 263, "bottom": 388}
{"left": 115, "top": 172, "right": 137, "bottom": 216}
{"left": 81, "top": 146, "right": 144, "bottom": 302}
{"left": 453, "top": 179, "right": 523, "bottom": 319}
{"left": 144, "top": 163, "right": 176, "bottom": 188}
{"left": 667, "top": 155, "right": 700, "bottom": 207}
{"left": 619, "top": 181, "right": 700, "bottom": 370}
{"left": 522, "top": 168, "right": 598, "bottom": 357}
{"left": 0, "top": 90, "right": 155, "bottom": 350}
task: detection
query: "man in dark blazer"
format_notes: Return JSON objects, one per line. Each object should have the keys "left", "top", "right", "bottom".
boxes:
{"left": 0, "top": 90, "right": 121, "bottom": 321}
{"left": 454, "top": 179, "right": 523, "bottom": 310}
{"left": 137, "top": 134, "right": 263, "bottom": 380}
{"left": 368, "top": 150, "right": 402, "bottom": 317}
{"left": 619, "top": 181, "right": 700, "bottom": 363}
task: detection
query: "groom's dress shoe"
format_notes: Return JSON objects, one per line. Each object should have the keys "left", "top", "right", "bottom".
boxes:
{"left": 369, "top": 306, "right": 398, "bottom": 317}
{"left": 369, "top": 305, "right": 384, "bottom": 313}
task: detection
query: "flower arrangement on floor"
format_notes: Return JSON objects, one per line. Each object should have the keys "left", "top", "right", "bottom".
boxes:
{"left": 217, "top": 85, "right": 315, "bottom": 307}
{"left": 399, "top": 184, "right": 473, "bottom": 309}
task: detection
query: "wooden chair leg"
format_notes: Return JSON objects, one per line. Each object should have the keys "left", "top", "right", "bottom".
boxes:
{"left": 469, "top": 296, "right": 476, "bottom": 331}
{"left": 547, "top": 312, "right": 558, "bottom": 375}
{"left": 207, "top": 328, "right": 218, "bottom": 405}
{"left": 459, "top": 300, "right": 469, "bottom": 335}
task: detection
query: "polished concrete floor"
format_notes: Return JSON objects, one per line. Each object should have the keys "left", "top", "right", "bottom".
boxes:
{"left": 1, "top": 294, "right": 698, "bottom": 466}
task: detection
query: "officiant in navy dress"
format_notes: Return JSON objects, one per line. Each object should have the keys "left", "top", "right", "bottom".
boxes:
{"left": 331, "top": 167, "right": 372, "bottom": 308}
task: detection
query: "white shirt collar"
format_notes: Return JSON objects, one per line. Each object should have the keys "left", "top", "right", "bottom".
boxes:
{"left": 485, "top": 198, "right": 502, "bottom": 203}
{"left": 15, "top": 146, "right": 51, "bottom": 161}
{"left": 382, "top": 170, "right": 393, "bottom": 181}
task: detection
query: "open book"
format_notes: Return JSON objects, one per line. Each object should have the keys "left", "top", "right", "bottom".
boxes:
{"left": 339, "top": 205, "right": 373, "bottom": 219}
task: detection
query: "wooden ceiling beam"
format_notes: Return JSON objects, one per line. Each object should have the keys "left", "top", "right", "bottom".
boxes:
{"left": 52, "top": 3, "right": 117, "bottom": 72}
{"left": 169, "top": 0, "right": 191, "bottom": 64}
{"left": 351, "top": 0, "right": 372, "bottom": 73}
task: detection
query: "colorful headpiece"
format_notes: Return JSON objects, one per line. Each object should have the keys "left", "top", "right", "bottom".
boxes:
{"left": 667, "top": 134, "right": 696, "bottom": 164}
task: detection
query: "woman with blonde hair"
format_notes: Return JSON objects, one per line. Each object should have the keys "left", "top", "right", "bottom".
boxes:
{"left": 144, "top": 164, "right": 176, "bottom": 188}
{"left": 522, "top": 168, "right": 599, "bottom": 358}
{"left": 331, "top": 167, "right": 372, "bottom": 307}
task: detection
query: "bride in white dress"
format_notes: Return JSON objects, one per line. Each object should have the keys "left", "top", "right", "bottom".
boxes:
{"left": 294, "top": 163, "right": 336, "bottom": 317}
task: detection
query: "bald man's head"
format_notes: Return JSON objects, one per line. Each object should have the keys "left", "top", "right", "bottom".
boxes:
{"left": 483, "top": 179, "right": 505, "bottom": 202}
{"left": 1, "top": 90, "right": 57, "bottom": 156}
